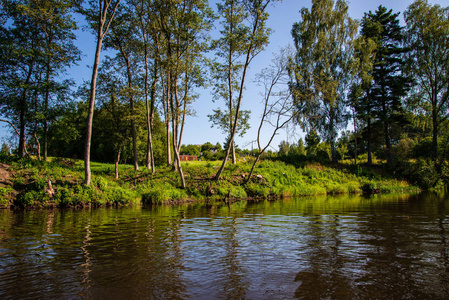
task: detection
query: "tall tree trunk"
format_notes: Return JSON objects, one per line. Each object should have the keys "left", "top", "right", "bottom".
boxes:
{"left": 162, "top": 76, "right": 172, "bottom": 167}
{"left": 43, "top": 60, "right": 50, "bottom": 161}
{"left": 432, "top": 102, "right": 438, "bottom": 161}
{"left": 330, "top": 112, "right": 338, "bottom": 163}
{"left": 19, "top": 70, "right": 32, "bottom": 158}
{"left": 117, "top": 40, "right": 139, "bottom": 171}
{"left": 115, "top": 146, "right": 121, "bottom": 179}
{"left": 33, "top": 90, "right": 41, "bottom": 161}
{"left": 331, "top": 139, "right": 337, "bottom": 163}
{"left": 215, "top": 46, "right": 253, "bottom": 180}
{"left": 353, "top": 110, "right": 357, "bottom": 167}
{"left": 18, "top": 64, "right": 34, "bottom": 158}
{"left": 176, "top": 81, "right": 187, "bottom": 153}
{"left": 227, "top": 22, "right": 236, "bottom": 165}
{"left": 144, "top": 41, "right": 157, "bottom": 173}
{"left": 382, "top": 102, "right": 392, "bottom": 165}
{"left": 84, "top": 29, "right": 104, "bottom": 186}
{"left": 367, "top": 118, "right": 372, "bottom": 165}
{"left": 18, "top": 105, "right": 26, "bottom": 158}
{"left": 84, "top": 0, "right": 120, "bottom": 186}
{"left": 43, "top": 33, "right": 53, "bottom": 162}
{"left": 169, "top": 74, "right": 185, "bottom": 188}
{"left": 34, "top": 132, "right": 41, "bottom": 161}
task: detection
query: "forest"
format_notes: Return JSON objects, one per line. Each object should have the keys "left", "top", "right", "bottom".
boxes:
{"left": 1, "top": 0, "right": 449, "bottom": 198}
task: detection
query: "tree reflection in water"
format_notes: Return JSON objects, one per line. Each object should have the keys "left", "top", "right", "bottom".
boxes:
{"left": 0, "top": 193, "right": 448, "bottom": 299}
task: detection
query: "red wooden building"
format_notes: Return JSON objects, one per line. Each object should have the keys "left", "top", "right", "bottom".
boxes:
{"left": 179, "top": 155, "right": 198, "bottom": 161}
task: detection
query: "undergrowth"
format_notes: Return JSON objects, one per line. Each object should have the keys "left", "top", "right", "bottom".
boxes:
{"left": 0, "top": 155, "right": 419, "bottom": 208}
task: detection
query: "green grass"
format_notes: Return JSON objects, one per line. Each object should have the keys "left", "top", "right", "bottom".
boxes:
{"left": 1, "top": 156, "right": 419, "bottom": 208}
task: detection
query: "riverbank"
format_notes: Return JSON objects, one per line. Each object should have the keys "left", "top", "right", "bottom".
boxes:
{"left": 0, "top": 156, "right": 419, "bottom": 209}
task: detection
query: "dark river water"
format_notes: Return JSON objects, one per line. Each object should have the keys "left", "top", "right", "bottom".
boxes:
{"left": 0, "top": 193, "right": 448, "bottom": 299}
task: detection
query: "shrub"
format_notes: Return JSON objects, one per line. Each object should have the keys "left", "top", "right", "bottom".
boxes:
{"left": 104, "top": 187, "right": 137, "bottom": 204}
{"left": 245, "top": 182, "right": 270, "bottom": 197}
{"left": 141, "top": 183, "right": 187, "bottom": 205}
{"left": 230, "top": 186, "right": 247, "bottom": 198}
{"left": 0, "top": 186, "right": 13, "bottom": 206}
{"left": 93, "top": 177, "right": 109, "bottom": 191}
{"left": 14, "top": 190, "right": 50, "bottom": 207}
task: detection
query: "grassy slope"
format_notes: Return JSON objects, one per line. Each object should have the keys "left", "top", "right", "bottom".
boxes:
{"left": 0, "top": 156, "right": 418, "bottom": 208}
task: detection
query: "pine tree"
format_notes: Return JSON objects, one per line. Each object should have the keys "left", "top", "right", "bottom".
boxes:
{"left": 361, "top": 6, "right": 412, "bottom": 165}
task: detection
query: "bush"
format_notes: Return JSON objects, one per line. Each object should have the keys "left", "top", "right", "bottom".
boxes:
{"left": 93, "top": 177, "right": 109, "bottom": 191}
{"left": 411, "top": 159, "right": 441, "bottom": 190}
{"left": 0, "top": 186, "right": 13, "bottom": 206}
{"left": 14, "top": 190, "right": 50, "bottom": 208}
{"left": 104, "top": 187, "right": 137, "bottom": 204}
{"left": 230, "top": 186, "right": 247, "bottom": 198}
{"left": 141, "top": 183, "right": 187, "bottom": 205}
{"left": 245, "top": 182, "right": 271, "bottom": 197}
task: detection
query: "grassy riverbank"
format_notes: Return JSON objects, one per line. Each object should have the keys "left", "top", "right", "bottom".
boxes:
{"left": 0, "top": 156, "right": 419, "bottom": 208}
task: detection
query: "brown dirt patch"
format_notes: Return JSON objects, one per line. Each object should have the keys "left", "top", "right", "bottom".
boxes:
{"left": 0, "top": 163, "right": 12, "bottom": 187}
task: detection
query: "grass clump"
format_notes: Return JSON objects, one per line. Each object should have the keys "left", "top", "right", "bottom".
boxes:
{"left": 141, "top": 183, "right": 187, "bottom": 205}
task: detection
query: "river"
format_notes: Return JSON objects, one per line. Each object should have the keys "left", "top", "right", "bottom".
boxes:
{"left": 0, "top": 193, "right": 448, "bottom": 299}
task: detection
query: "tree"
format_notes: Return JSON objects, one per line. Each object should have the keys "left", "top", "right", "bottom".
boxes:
{"left": 1, "top": 142, "right": 10, "bottom": 155}
{"left": 214, "top": 0, "right": 276, "bottom": 180}
{"left": 361, "top": 5, "right": 412, "bottom": 165}
{"left": 348, "top": 36, "right": 376, "bottom": 165}
{"left": 245, "top": 48, "right": 295, "bottom": 183}
{"left": 155, "top": 0, "right": 213, "bottom": 188}
{"left": 305, "top": 129, "right": 320, "bottom": 156}
{"left": 208, "top": 108, "right": 250, "bottom": 162}
{"left": 405, "top": 0, "right": 449, "bottom": 161}
{"left": 94, "top": 60, "right": 132, "bottom": 178}
{"left": 278, "top": 140, "right": 290, "bottom": 156}
{"left": 209, "top": 0, "right": 248, "bottom": 165}
{"left": 180, "top": 144, "right": 200, "bottom": 156}
{"left": 82, "top": 0, "right": 120, "bottom": 186}
{"left": 291, "top": 139, "right": 306, "bottom": 156}
{"left": 290, "top": 0, "right": 358, "bottom": 163}
{"left": 103, "top": 4, "right": 140, "bottom": 171}
{"left": 18, "top": 0, "right": 80, "bottom": 161}
{"left": 47, "top": 101, "right": 86, "bottom": 159}
{"left": 133, "top": 0, "right": 161, "bottom": 173}
{"left": 0, "top": 0, "right": 44, "bottom": 157}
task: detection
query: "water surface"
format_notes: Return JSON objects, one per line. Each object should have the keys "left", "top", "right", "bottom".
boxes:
{"left": 0, "top": 193, "right": 448, "bottom": 299}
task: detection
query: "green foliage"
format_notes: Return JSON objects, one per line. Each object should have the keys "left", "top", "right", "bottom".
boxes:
{"left": 305, "top": 130, "right": 320, "bottom": 156}
{"left": 359, "top": 5, "right": 412, "bottom": 164}
{"left": 141, "top": 183, "right": 187, "bottom": 205}
{"left": 104, "top": 187, "right": 137, "bottom": 205}
{"left": 405, "top": 0, "right": 449, "bottom": 161}
{"left": 2, "top": 151, "right": 422, "bottom": 208}
{"left": 291, "top": 0, "right": 358, "bottom": 162}
{"left": 0, "top": 186, "right": 13, "bottom": 206}
{"left": 1, "top": 143, "right": 10, "bottom": 156}
{"left": 180, "top": 144, "right": 201, "bottom": 156}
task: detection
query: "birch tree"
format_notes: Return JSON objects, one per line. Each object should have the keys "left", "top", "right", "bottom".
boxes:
{"left": 405, "top": 0, "right": 449, "bottom": 161}
{"left": 82, "top": 0, "right": 120, "bottom": 186}
{"left": 290, "top": 0, "right": 358, "bottom": 163}
{"left": 245, "top": 48, "right": 296, "bottom": 183}
{"left": 214, "top": 0, "right": 275, "bottom": 180}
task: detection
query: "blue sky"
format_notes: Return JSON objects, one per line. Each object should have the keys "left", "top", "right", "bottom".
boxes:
{"left": 1, "top": 0, "right": 447, "bottom": 151}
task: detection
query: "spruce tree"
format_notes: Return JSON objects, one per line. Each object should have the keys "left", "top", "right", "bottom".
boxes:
{"left": 361, "top": 6, "right": 412, "bottom": 165}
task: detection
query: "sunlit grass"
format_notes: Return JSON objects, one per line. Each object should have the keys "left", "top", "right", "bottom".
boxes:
{"left": 2, "top": 155, "right": 420, "bottom": 208}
